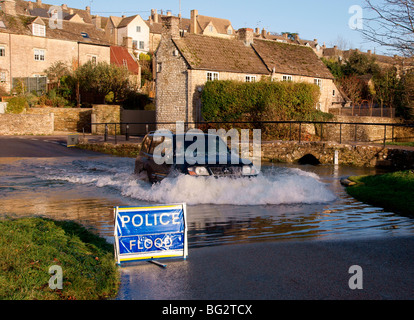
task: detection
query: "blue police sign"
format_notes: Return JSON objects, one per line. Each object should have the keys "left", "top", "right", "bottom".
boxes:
{"left": 114, "top": 204, "right": 188, "bottom": 264}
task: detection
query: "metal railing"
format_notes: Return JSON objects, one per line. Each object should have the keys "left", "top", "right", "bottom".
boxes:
{"left": 89, "top": 120, "right": 414, "bottom": 147}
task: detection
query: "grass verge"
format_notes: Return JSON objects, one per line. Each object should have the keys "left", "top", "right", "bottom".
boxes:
{"left": 0, "top": 217, "right": 119, "bottom": 300}
{"left": 346, "top": 170, "right": 414, "bottom": 217}
{"left": 386, "top": 142, "right": 414, "bottom": 148}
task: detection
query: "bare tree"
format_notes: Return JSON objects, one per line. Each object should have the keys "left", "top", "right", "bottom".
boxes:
{"left": 361, "top": 0, "right": 414, "bottom": 57}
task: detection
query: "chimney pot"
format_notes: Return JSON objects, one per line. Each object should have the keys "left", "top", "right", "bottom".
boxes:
{"left": 62, "top": 4, "right": 68, "bottom": 10}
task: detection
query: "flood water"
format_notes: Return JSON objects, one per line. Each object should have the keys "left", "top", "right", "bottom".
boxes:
{"left": 1, "top": 156, "right": 414, "bottom": 247}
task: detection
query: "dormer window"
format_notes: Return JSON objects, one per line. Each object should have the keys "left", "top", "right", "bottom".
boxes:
{"left": 227, "top": 28, "right": 233, "bottom": 35}
{"left": 32, "top": 23, "right": 46, "bottom": 37}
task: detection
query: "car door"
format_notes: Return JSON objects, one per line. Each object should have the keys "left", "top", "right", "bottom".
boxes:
{"left": 135, "top": 135, "right": 153, "bottom": 175}
{"left": 147, "top": 135, "right": 173, "bottom": 182}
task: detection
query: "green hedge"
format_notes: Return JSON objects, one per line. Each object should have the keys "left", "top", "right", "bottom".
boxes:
{"left": 201, "top": 80, "right": 321, "bottom": 122}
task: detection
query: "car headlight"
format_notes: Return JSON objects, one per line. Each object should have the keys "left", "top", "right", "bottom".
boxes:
{"left": 242, "top": 165, "right": 257, "bottom": 176}
{"left": 188, "top": 166, "right": 210, "bottom": 176}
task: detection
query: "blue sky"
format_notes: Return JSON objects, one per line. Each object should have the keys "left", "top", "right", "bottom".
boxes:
{"left": 47, "top": 0, "right": 385, "bottom": 54}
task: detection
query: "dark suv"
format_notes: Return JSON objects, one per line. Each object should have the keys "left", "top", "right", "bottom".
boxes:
{"left": 134, "top": 132, "right": 258, "bottom": 183}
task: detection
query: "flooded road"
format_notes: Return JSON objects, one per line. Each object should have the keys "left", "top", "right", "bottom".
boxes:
{"left": 1, "top": 155, "right": 413, "bottom": 247}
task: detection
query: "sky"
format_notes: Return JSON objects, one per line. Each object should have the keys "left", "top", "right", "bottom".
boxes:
{"left": 46, "top": 0, "right": 387, "bottom": 55}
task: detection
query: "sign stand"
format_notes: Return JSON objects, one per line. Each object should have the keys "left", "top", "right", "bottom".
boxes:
{"left": 114, "top": 203, "right": 188, "bottom": 265}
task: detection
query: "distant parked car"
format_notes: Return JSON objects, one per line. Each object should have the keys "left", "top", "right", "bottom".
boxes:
{"left": 134, "top": 132, "right": 258, "bottom": 183}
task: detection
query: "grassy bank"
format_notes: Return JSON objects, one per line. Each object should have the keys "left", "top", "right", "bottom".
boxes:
{"left": 76, "top": 142, "right": 140, "bottom": 158}
{"left": 0, "top": 218, "right": 119, "bottom": 300}
{"left": 347, "top": 170, "right": 414, "bottom": 217}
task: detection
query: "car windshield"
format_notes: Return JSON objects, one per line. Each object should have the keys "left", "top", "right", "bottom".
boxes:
{"left": 176, "top": 135, "right": 230, "bottom": 157}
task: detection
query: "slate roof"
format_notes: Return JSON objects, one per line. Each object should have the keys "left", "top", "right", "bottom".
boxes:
{"left": 173, "top": 33, "right": 269, "bottom": 74}
{"left": 252, "top": 39, "right": 334, "bottom": 79}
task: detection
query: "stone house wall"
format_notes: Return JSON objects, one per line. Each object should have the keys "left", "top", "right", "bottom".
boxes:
{"left": 0, "top": 33, "right": 110, "bottom": 92}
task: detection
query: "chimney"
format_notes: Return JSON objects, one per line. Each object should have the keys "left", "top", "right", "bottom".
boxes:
{"left": 2, "top": 0, "right": 16, "bottom": 15}
{"left": 314, "top": 39, "right": 318, "bottom": 43}
{"left": 238, "top": 28, "right": 254, "bottom": 46}
{"left": 261, "top": 28, "right": 266, "bottom": 38}
{"left": 294, "top": 34, "right": 299, "bottom": 41}
{"left": 62, "top": 4, "right": 67, "bottom": 10}
{"left": 85, "top": 6, "right": 90, "bottom": 15}
{"left": 167, "top": 10, "right": 172, "bottom": 16}
{"left": 255, "top": 27, "right": 260, "bottom": 35}
{"left": 162, "top": 16, "right": 180, "bottom": 39}
{"left": 152, "top": 9, "right": 159, "bottom": 23}
{"left": 190, "top": 9, "right": 198, "bottom": 34}
{"left": 28, "top": 1, "right": 33, "bottom": 10}
{"left": 93, "top": 15, "right": 102, "bottom": 29}
{"left": 367, "top": 49, "right": 372, "bottom": 55}
{"left": 36, "top": 0, "right": 42, "bottom": 6}
{"left": 69, "top": 8, "right": 73, "bottom": 15}
{"left": 123, "top": 36, "right": 133, "bottom": 49}
{"left": 282, "top": 33, "right": 288, "bottom": 39}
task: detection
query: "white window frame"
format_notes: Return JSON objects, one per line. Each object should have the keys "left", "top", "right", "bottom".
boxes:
{"left": 314, "top": 78, "right": 322, "bottom": 88}
{"left": 207, "top": 72, "right": 219, "bottom": 81}
{"left": 156, "top": 62, "right": 162, "bottom": 73}
{"left": 136, "top": 26, "right": 141, "bottom": 33}
{"left": 34, "top": 49, "right": 45, "bottom": 61}
{"left": 246, "top": 75, "right": 256, "bottom": 82}
{"left": 139, "top": 41, "right": 145, "bottom": 50}
{"left": 32, "top": 23, "right": 46, "bottom": 37}
{"left": 282, "top": 75, "right": 293, "bottom": 81}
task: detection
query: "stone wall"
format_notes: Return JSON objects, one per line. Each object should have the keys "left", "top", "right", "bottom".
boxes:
{"left": 27, "top": 108, "right": 92, "bottom": 132}
{"left": 0, "top": 113, "right": 54, "bottom": 135}
{"left": 260, "top": 140, "right": 414, "bottom": 169}
{"left": 91, "top": 104, "right": 122, "bottom": 135}
{"left": 320, "top": 116, "right": 414, "bottom": 143}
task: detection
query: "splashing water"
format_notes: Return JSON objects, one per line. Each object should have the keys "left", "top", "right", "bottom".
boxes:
{"left": 35, "top": 158, "right": 336, "bottom": 206}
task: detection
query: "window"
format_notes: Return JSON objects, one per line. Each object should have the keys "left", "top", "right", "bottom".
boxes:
{"left": 0, "top": 72, "right": 6, "bottom": 83}
{"left": 157, "top": 62, "right": 162, "bottom": 73}
{"left": 0, "top": 46, "right": 5, "bottom": 57}
{"left": 208, "top": 25, "right": 214, "bottom": 32}
{"left": 333, "top": 89, "right": 336, "bottom": 97}
{"left": 90, "top": 55, "right": 97, "bottom": 65}
{"left": 282, "top": 75, "right": 292, "bottom": 81}
{"left": 32, "top": 23, "right": 45, "bottom": 37}
{"left": 136, "top": 26, "right": 141, "bottom": 33}
{"left": 314, "top": 78, "right": 322, "bottom": 88}
{"left": 34, "top": 49, "right": 45, "bottom": 61}
{"left": 132, "top": 40, "right": 138, "bottom": 49}
{"left": 245, "top": 75, "right": 256, "bottom": 82}
{"left": 139, "top": 41, "right": 145, "bottom": 50}
{"left": 227, "top": 28, "right": 232, "bottom": 35}
{"left": 207, "top": 72, "right": 219, "bottom": 81}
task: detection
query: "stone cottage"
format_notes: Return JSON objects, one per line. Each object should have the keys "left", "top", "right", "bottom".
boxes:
{"left": 155, "top": 16, "right": 344, "bottom": 128}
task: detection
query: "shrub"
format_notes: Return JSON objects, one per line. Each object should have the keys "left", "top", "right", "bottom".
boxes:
{"left": 5, "top": 96, "right": 29, "bottom": 114}
{"left": 201, "top": 80, "right": 321, "bottom": 122}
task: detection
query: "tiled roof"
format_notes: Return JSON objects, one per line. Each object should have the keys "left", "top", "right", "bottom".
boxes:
{"left": 196, "top": 15, "right": 232, "bottom": 34}
{"left": 0, "top": 12, "right": 110, "bottom": 45}
{"left": 110, "top": 46, "right": 140, "bottom": 74}
{"left": 252, "top": 39, "right": 334, "bottom": 79}
{"left": 173, "top": 33, "right": 269, "bottom": 74}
